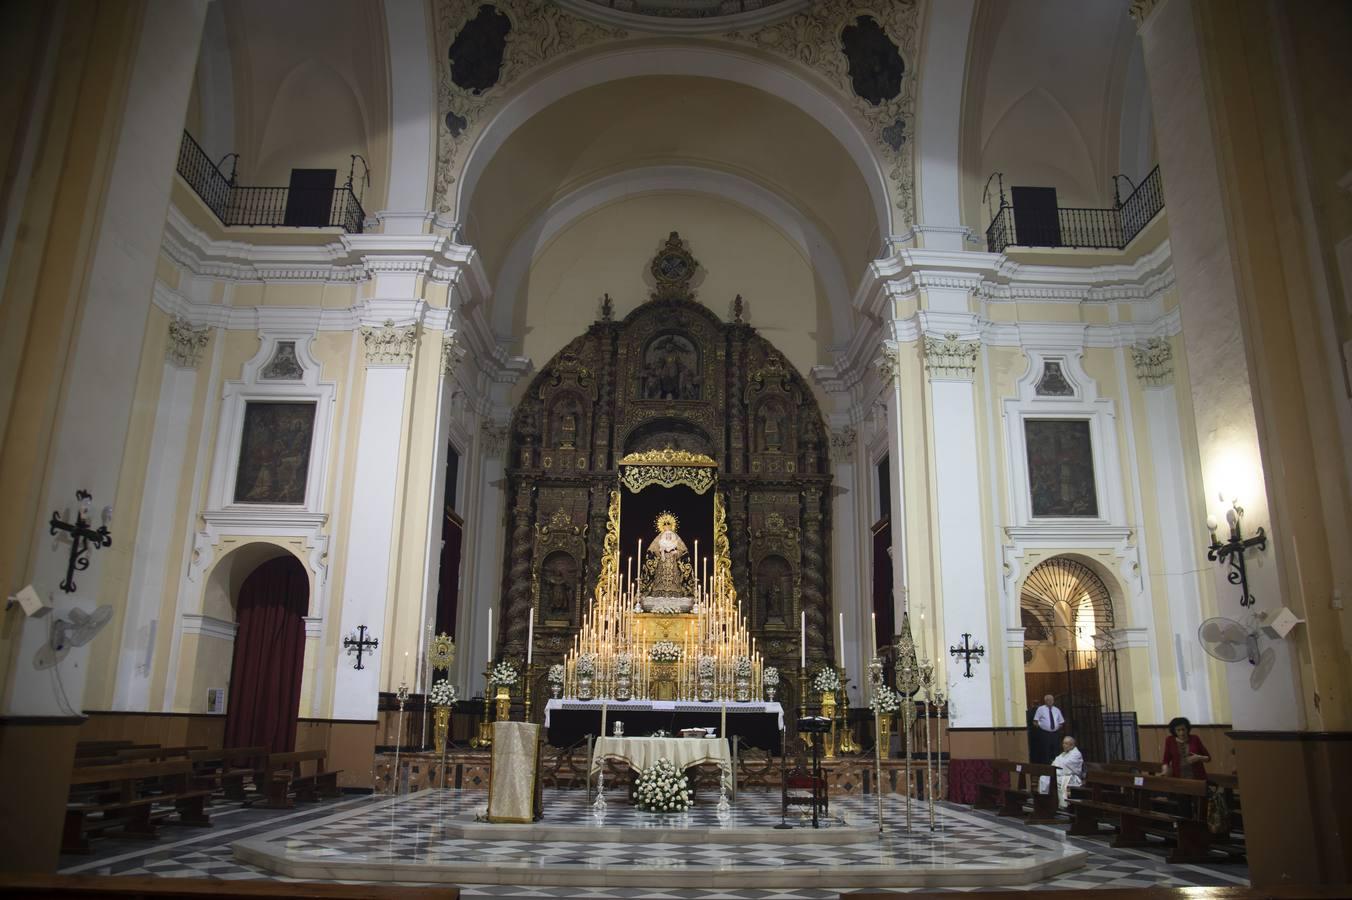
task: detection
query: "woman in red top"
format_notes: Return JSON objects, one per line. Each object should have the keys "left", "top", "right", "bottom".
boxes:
{"left": 1161, "top": 716, "right": 1210, "bottom": 779}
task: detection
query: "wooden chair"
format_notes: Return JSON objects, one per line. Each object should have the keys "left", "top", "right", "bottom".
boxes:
{"left": 781, "top": 752, "right": 828, "bottom": 820}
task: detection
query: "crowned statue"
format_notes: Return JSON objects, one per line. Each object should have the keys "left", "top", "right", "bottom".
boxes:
{"left": 639, "top": 511, "right": 697, "bottom": 613}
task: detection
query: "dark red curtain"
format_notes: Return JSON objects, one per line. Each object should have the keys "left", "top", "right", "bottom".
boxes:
{"left": 223, "top": 555, "right": 308, "bottom": 753}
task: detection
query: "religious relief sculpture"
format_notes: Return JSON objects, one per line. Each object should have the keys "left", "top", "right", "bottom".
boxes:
{"left": 641, "top": 334, "right": 701, "bottom": 400}
{"left": 639, "top": 511, "right": 696, "bottom": 612}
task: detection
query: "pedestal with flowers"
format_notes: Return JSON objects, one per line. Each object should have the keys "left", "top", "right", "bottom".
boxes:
{"left": 490, "top": 661, "right": 519, "bottom": 721}
{"left": 428, "top": 678, "right": 457, "bottom": 755}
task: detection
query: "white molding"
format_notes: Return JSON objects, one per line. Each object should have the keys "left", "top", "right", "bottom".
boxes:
{"left": 1001, "top": 349, "right": 1127, "bottom": 529}
{"left": 181, "top": 613, "right": 238, "bottom": 642}
{"left": 555, "top": 0, "right": 810, "bottom": 35}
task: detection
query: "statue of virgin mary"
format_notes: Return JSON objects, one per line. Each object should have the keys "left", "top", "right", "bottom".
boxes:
{"left": 639, "top": 511, "right": 696, "bottom": 612}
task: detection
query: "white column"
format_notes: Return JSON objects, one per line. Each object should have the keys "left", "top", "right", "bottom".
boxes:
{"left": 111, "top": 319, "right": 211, "bottom": 710}
{"left": 7, "top": 0, "right": 207, "bottom": 716}
{"left": 457, "top": 423, "right": 508, "bottom": 697}
{"left": 913, "top": 0, "right": 977, "bottom": 250}
{"left": 380, "top": 0, "right": 435, "bottom": 233}
{"left": 1134, "top": 339, "right": 1213, "bottom": 722}
{"left": 332, "top": 321, "right": 417, "bottom": 720}
{"left": 923, "top": 329, "right": 994, "bottom": 726}
{"left": 828, "top": 426, "right": 863, "bottom": 704}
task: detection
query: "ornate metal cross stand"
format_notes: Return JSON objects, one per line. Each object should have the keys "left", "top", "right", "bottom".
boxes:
{"left": 1207, "top": 502, "right": 1267, "bottom": 608}
{"left": 49, "top": 490, "right": 112, "bottom": 593}
{"left": 343, "top": 625, "right": 378, "bottom": 670}
{"left": 949, "top": 633, "right": 985, "bottom": 678}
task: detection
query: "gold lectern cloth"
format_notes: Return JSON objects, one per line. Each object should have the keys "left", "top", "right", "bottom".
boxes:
{"left": 487, "top": 721, "right": 540, "bottom": 823}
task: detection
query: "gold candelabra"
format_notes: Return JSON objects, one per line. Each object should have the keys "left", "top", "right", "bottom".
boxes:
{"left": 474, "top": 663, "right": 494, "bottom": 749}
{"left": 560, "top": 492, "right": 764, "bottom": 701}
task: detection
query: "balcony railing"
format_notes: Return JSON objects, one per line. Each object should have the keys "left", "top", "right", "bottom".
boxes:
{"left": 985, "top": 165, "right": 1163, "bottom": 254}
{"left": 175, "top": 131, "right": 365, "bottom": 234}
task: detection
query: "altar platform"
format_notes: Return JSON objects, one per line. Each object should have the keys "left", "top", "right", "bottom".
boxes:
{"left": 233, "top": 788, "right": 1087, "bottom": 889}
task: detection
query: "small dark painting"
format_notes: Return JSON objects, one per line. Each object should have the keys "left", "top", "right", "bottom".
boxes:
{"left": 1025, "top": 419, "right": 1098, "bottom": 517}
{"left": 234, "top": 402, "right": 316, "bottom": 504}
{"left": 840, "top": 15, "right": 905, "bottom": 107}
{"left": 448, "top": 5, "right": 511, "bottom": 95}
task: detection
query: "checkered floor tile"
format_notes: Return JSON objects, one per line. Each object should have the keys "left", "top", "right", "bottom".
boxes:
{"left": 59, "top": 789, "right": 1249, "bottom": 897}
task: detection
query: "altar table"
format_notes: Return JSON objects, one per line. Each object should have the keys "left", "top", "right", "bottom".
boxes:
{"left": 545, "top": 699, "right": 784, "bottom": 752}
{"left": 591, "top": 735, "right": 733, "bottom": 795}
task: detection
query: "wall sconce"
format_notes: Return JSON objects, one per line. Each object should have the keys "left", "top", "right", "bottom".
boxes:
{"left": 1206, "top": 498, "right": 1267, "bottom": 608}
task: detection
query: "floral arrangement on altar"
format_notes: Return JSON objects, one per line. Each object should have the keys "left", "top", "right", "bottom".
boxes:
{"left": 649, "top": 641, "right": 681, "bottom": 662}
{"left": 869, "top": 684, "right": 900, "bottom": 715}
{"left": 697, "top": 655, "right": 716, "bottom": 679}
{"left": 547, "top": 663, "right": 565, "bottom": 684}
{"left": 812, "top": 667, "right": 841, "bottom": 693}
{"left": 634, "top": 758, "right": 692, "bottom": 813}
{"left": 576, "top": 653, "right": 597, "bottom": 676}
{"left": 489, "top": 661, "right": 519, "bottom": 687}
{"left": 428, "top": 679, "right": 457, "bottom": 707}
{"left": 733, "top": 656, "right": 752, "bottom": 679}
{"left": 763, "top": 666, "right": 780, "bottom": 686}
{"left": 615, "top": 653, "right": 633, "bottom": 675}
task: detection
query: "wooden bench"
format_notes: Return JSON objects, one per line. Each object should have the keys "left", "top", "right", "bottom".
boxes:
{"left": 64, "top": 761, "right": 212, "bottom": 853}
{"left": 190, "top": 746, "right": 268, "bottom": 803}
{"left": 1069, "top": 770, "right": 1230, "bottom": 863}
{"left": 264, "top": 750, "right": 342, "bottom": 809}
{"left": 0, "top": 873, "right": 461, "bottom": 897}
{"left": 972, "top": 759, "right": 1013, "bottom": 811}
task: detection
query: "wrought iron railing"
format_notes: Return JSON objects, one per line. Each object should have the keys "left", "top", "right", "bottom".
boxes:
{"left": 985, "top": 165, "right": 1163, "bottom": 253}
{"left": 175, "top": 131, "right": 365, "bottom": 233}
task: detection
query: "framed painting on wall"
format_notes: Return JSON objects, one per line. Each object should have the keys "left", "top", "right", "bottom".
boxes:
{"left": 1024, "top": 418, "right": 1098, "bottom": 517}
{"left": 233, "top": 401, "right": 317, "bottom": 504}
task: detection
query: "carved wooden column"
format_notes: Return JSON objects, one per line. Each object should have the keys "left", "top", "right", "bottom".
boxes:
{"left": 501, "top": 480, "right": 535, "bottom": 658}
{"left": 801, "top": 486, "right": 828, "bottom": 662}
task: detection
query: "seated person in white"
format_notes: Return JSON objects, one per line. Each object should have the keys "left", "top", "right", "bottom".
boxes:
{"left": 1040, "top": 736, "right": 1084, "bottom": 808}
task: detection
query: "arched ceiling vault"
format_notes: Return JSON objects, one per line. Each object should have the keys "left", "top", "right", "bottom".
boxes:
{"left": 465, "top": 74, "right": 878, "bottom": 348}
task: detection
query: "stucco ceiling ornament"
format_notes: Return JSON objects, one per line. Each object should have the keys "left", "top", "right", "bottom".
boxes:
{"left": 432, "top": 0, "right": 625, "bottom": 217}
{"left": 441, "top": 331, "right": 468, "bottom": 376}
{"left": 727, "top": 0, "right": 920, "bottom": 226}
{"left": 1127, "top": 0, "right": 1162, "bottom": 28}
{"left": 165, "top": 316, "right": 211, "bottom": 369}
{"left": 1130, "top": 337, "right": 1174, "bottom": 387}
{"left": 874, "top": 341, "right": 901, "bottom": 385}
{"left": 922, "top": 332, "right": 979, "bottom": 380}
{"left": 360, "top": 319, "right": 418, "bottom": 366}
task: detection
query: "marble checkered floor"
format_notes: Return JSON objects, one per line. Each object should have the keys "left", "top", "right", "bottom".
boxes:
{"left": 60, "top": 789, "right": 1250, "bottom": 896}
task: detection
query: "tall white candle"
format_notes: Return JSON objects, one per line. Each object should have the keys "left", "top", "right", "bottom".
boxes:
{"left": 527, "top": 609, "right": 534, "bottom": 664}
{"left": 800, "top": 611, "right": 806, "bottom": 668}
{"left": 871, "top": 612, "right": 877, "bottom": 655}
{"left": 488, "top": 607, "right": 493, "bottom": 658}
{"left": 838, "top": 612, "right": 845, "bottom": 667}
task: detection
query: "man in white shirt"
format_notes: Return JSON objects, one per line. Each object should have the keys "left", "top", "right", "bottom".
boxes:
{"left": 1031, "top": 694, "right": 1064, "bottom": 764}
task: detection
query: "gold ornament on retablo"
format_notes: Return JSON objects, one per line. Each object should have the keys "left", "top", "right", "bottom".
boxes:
{"left": 428, "top": 633, "right": 455, "bottom": 671}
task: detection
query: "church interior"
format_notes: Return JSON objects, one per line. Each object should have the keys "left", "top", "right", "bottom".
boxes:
{"left": 1, "top": 0, "right": 1349, "bottom": 896}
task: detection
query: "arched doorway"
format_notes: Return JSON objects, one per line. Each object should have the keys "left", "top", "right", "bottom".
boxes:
{"left": 223, "top": 554, "right": 309, "bottom": 752}
{"left": 1020, "top": 556, "right": 1125, "bottom": 762}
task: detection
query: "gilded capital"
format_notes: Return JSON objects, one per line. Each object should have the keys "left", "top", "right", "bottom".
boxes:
{"left": 923, "top": 332, "right": 979, "bottom": 380}
{"left": 165, "top": 317, "right": 211, "bottom": 369}
{"left": 360, "top": 319, "right": 417, "bottom": 366}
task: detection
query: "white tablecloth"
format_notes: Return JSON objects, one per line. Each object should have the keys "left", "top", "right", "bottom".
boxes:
{"left": 591, "top": 735, "right": 732, "bottom": 790}
{"left": 544, "top": 698, "right": 784, "bottom": 731}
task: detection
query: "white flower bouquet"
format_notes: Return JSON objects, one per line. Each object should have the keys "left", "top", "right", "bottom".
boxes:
{"left": 649, "top": 641, "right": 681, "bottom": 662}
{"left": 812, "top": 667, "right": 841, "bottom": 693}
{"left": 633, "top": 758, "right": 692, "bottom": 813}
{"left": 547, "top": 663, "right": 565, "bottom": 684}
{"left": 697, "top": 655, "right": 716, "bottom": 679}
{"left": 428, "top": 679, "right": 457, "bottom": 707}
{"left": 733, "top": 656, "right": 752, "bottom": 679}
{"left": 763, "top": 666, "right": 780, "bottom": 686}
{"left": 870, "top": 684, "right": 901, "bottom": 715}
{"left": 489, "top": 660, "right": 519, "bottom": 687}
{"left": 615, "top": 653, "right": 633, "bottom": 676}
{"left": 576, "top": 652, "right": 597, "bottom": 676}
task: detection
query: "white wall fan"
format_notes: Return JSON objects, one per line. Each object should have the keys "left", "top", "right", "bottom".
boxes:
{"left": 34, "top": 605, "right": 114, "bottom": 670}
{"left": 1197, "top": 614, "right": 1276, "bottom": 690}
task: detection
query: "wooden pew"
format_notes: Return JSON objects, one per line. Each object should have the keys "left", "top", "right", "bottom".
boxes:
{"left": 264, "top": 750, "right": 342, "bottom": 809}
{"left": 989, "top": 761, "right": 1059, "bottom": 823}
{"left": 972, "top": 759, "right": 1013, "bottom": 811}
{"left": 1068, "top": 769, "right": 1235, "bottom": 863}
{"left": 64, "top": 761, "right": 212, "bottom": 853}
{"left": 189, "top": 746, "right": 268, "bottom": 803}
{"left": 0, "top": 874, "right": 461, "bottom": 897}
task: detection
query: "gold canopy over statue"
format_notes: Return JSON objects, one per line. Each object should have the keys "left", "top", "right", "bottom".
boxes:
{"left": 561, "top": 451, "right": 763, "bottom": 702}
